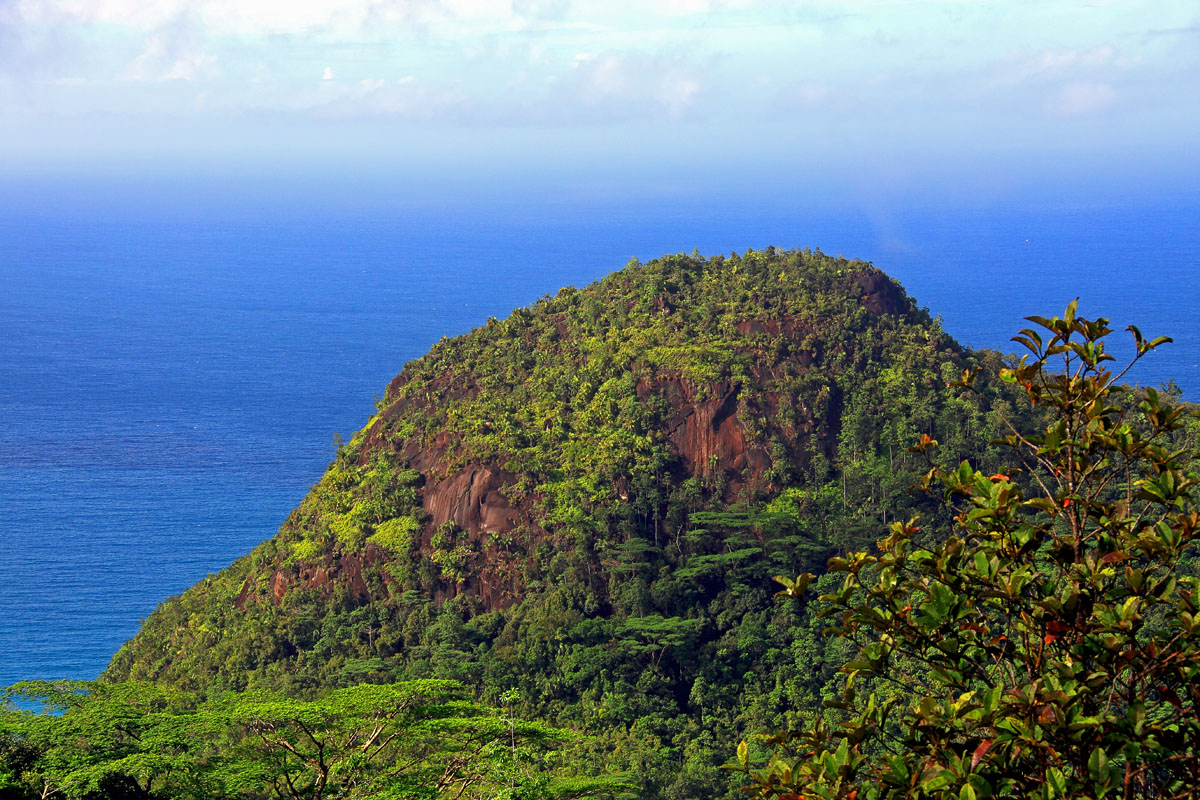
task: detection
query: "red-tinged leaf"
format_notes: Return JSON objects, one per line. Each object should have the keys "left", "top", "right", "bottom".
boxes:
{"left": 1159, "top": 685, "right": 1183, "bottom": 709}
{"left": 990, "top": 473, "right": 1010, "bottom": 482}
{"left": 972, "top": 739, "right": 993, "bottom": 769}
{"left": 1046, "top": 621, "right": 1071, "bottom": 634}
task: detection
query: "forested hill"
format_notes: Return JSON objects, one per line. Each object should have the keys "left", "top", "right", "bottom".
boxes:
{"left": 107, "top": 248, "right": 1025, "bottom": 797}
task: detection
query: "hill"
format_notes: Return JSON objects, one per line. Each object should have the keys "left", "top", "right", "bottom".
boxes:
{"left": 106, "top": 248, "right": 1024, "bottom": 797}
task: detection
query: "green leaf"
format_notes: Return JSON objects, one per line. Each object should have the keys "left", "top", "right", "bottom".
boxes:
{"left": 1047, "top": 767, "right": 1067, "bottom": 798}
{"left": 1088, "top": 747, "right": 1109, "bottom": 783}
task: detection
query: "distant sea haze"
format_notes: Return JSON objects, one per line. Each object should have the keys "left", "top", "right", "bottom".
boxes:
{"left": 1, "top": 190, "right": 1197, "bottom": 686}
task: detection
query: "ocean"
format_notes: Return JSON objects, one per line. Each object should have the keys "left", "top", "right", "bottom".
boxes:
{"left": 1, "top": 186, "right": 1197, "bottom": 687}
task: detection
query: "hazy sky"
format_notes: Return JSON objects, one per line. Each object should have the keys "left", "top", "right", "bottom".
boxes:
{"left": 1, "top": 1, "right": 1197, "bottom": 196}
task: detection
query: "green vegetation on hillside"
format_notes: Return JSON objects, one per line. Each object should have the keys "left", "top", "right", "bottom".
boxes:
{"left": 99, "top": 248, "right": 1038, "bottom": 797}
{"left": 734, "top": 305, "right": 1200, "bottom": 799}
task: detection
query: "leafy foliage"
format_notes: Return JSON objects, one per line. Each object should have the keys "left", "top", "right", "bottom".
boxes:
{"left": 0, "top": 680, "right": 627, "bottom": 799}
{"left": 734, "top": 303, "right": 1200, "bottom": 799}
{"left": 104, "top": 249, "right": 1033, "bottom": 797}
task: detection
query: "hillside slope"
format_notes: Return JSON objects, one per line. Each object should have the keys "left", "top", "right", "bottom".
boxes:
{"left": 107, "top": 248, "right": 1022, "bottom": 797}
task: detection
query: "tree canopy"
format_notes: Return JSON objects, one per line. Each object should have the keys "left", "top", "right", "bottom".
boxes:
{"left": 734, "top": 303, "right": 1200, "bottom": 799}
{"left": 0, "top": 679, "right": 630, "bottom": 799}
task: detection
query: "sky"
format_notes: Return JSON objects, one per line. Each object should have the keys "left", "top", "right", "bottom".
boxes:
{"left": 1, "top": 0, "right": 1198, "bottom": 200}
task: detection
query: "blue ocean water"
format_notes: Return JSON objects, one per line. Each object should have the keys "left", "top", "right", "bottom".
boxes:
{"left": 1, "top": 187, "right": 1197, "bottom": 687}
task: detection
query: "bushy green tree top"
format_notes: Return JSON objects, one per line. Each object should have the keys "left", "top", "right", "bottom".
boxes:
{"left": 735, "top": 302, "right": 1200, "bottom": 799}
{"left": 0, "top": 679, "right": 631, "bottom": 800}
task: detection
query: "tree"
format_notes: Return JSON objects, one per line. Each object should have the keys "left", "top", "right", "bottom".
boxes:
{"left": 216, "top": 680, "right": 596, "bottom": 800}
{"left": 734, "top": 303, "right": 1200, "bottom": 799}
{"left": 1, "top": 680, "right": 629, "bottom": 800}
{"left": 0, "top": 681, "right": 217, "bottom": 800}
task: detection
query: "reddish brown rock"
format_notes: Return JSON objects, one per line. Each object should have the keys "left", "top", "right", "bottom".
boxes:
{"left": 423, "top": 465, "right": 517, "bottom": 533}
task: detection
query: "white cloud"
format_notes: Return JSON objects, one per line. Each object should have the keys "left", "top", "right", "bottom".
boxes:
{"left": 306, "top": 74, "right": 470, "bottom": 121}
{"left": 559, "top": 50, "right": 708, "bottom": 120}
{"left": 3, "top": 0, "right": 1191, "bottom": 142}
{"left": 291, "top": 48, "right": 709, "bottom": 124}
{"left": 1046, "top": 81, "right": 1118, "bottom": 115}
{"left": 981, "top": 42, "right": 1132, "bottom": 118}
{"left": 778, "top": 82, "right": 832, "bottom": 109}
{"left": 123, "top": 16, "right": 216, "bottom": 81}
{"left": 995, "top": 44, "right": 1118, "bottom": 85}
{"left": 10, "top": 0, "right": 818, "bottom": 40}
{"left": 13, "top": 0, "right": 539, "bottom": 37}
{"left": 661, "top": 0, "right": 720, "bottom": 13}
{"left": 512, "top": 0, "right": 573, "bottom": 22}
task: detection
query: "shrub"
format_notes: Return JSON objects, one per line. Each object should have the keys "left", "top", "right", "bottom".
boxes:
{"left": 736, "top": 303, "right": 1200, "bottom": 800}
